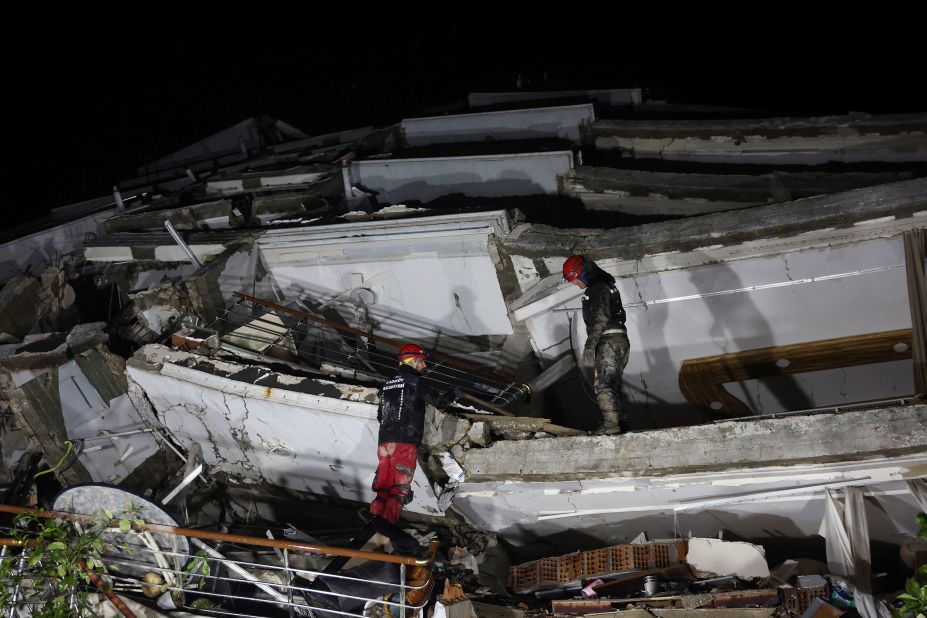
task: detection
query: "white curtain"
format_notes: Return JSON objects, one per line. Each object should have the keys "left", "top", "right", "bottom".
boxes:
{"left": 820, "top": 488, "right": 891, "bottom": 618}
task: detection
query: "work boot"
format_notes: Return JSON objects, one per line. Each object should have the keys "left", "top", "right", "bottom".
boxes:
{"left": 597, "top": 422, "right": 624, "bottom": 435}
{"left": 596, "top": 406, "right": 625, "bottom": 434}
{"left": 596, "top": 416, "right": 629, "bottom": 435}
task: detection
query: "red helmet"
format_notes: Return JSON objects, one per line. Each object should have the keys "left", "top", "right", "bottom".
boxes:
{"left": 562, "top": 255, "right": 585, "bottom": 282}
{"left": 397, "top": 343, "right": 426, "bottom": 362}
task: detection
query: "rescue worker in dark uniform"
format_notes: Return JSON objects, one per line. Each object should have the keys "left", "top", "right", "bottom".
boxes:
{"left": 563, "top": 255, "right": 631, "bottom": 435}
{"left": 369, "top": 343, "right": 454, "bottom": 524}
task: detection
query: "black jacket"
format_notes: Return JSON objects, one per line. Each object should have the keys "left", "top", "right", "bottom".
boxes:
{"left": 377, "top": 364, "right": 452, "bottom": 445}
{"left": 581, "top": 259, "right": 627, "bottom": 352}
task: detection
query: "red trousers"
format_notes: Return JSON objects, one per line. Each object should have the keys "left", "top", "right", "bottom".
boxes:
{"left": 369, "top": 442, "right": 418, "bottom": 525}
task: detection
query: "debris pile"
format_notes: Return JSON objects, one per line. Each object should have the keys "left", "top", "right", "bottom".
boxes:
{"left": 491, "top": 537, "right": 888, "bottom": 617}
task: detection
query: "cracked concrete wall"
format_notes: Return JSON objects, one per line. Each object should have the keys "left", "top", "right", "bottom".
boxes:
{"left": 523, "top": 235, "right": 914, "bottom": 423}
{"left": 504, "top": 180, "right": 926, "bottom": 422}
{"left": 258, "top": 212, "right": 515, "bottom": 343}
{"left": 126, "top": 347, "right": 443, "bottom": 516}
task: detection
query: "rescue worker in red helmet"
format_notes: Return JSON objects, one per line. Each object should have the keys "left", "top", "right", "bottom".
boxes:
{"left": 563, "top": 255, "right": 630, "bottom": 435}
{"left": 368, "top": 343, "right": 456, "bottom": 524}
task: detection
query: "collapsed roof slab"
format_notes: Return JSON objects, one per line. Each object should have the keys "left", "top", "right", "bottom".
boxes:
{"left": 503, "top": 177, "right": 927, "bottom": 263}
{"left": 400, "top": 104, "right": 595, "bottom": 147}
{"left": 126, "top": 344, "right": 443, "bottom": 517}
{"left": 103, "top": 184, "right": 337, "bottom": 234}
{"left": 267, "top": 125, "right": 395, "bottom": 157}
{"left": 468, "top": 89, "right": 642, "bottom": 109}
{"left": 345, "top": 151, "right": 574, "bottom": 204}
{"left": 84, "top": 229, "right": 255, "bottom": 263}
{"left": 590, "top": 112, "right": 927, "bottom": 164}
{"left": 136, "top": 116, "right": 307, "bottom": 178}
{"left": 205, "top": 168, "right": 336, "bottom": 197}
{"left": 452, "top": 404, "right": 927, "bottom": 549}
{"left": 0, "top": 205, "right": 117, "bottom": 282}
{"left": 563, "top": 167, "right": 916, "bottom": 216}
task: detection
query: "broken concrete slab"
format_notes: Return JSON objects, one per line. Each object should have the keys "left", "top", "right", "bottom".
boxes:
{"left": 459, "top": 414, "right": 584, "bottom": 438}
{"left": 131, "top": 281, "right": 187, "bottom": 331}
{"left": 461, "top": 405, "right": 927, "bottom": 482}
{"left": 468, "top": 421, "right": 492, "bottom": 447}
{"left": 424, "top": 410, "right": 473, "bottom": 448}
{"left": 590, "top": 112, "right": 927, "bottom": 164}
{"left": 563, "top": 168, "right": 916, "bottom": 216}
{"left": 686, "top": 539, "right": 769, "bottom": 579}
{"left": 66, "top": 322, "right": 110, "bottom": 355}
{"left": 0, "top": 333, "right": 69, "bottom": 370}
{"left": 0, "top": 323, "right": 108, "bottom": 371}
{"left": 504, "top": 177, "right": 927, "bottom": 264}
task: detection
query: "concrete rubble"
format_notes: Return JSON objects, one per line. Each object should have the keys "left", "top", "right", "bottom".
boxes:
{"left": 1, "top": 88, "right": 924, "bottom": 617}
{"left": 0, "top": 266, "right": 80, "bottom": 341}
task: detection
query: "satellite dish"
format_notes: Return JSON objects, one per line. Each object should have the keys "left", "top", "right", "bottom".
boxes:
{"left": 53, "top": 484, "right": 190, "bottom": 578}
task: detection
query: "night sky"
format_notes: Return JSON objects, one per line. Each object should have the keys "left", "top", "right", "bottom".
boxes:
{"left": 7, "top": 6, "right": 926, "bottom": 227}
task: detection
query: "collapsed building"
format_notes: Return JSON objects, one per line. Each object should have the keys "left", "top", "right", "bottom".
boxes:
{"left": 1, "top": 89, "right": 926, "bottom": 617}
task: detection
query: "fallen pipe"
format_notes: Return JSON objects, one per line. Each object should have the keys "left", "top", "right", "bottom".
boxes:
{"left": 0, "top": 504, "right": 428, "bottom": 566}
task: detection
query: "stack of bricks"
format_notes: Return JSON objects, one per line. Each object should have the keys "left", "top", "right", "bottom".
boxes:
{"left": 781, "top": 583, "right": 830, "bottom": 614}
{"left": 508, "top": 541, "right": 688, "bottom": 593}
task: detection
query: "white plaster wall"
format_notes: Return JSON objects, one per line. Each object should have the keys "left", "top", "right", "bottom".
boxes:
{"left": 127, "top": 366, "right": 442, "bottom": 516}
{"left": 0, "top": 208, "right": 116, "bottom": 281}
{"left": 530, "top": 236, "right": 913, "bottom": 416}
{"left": 268, "top": 254, "right": 512, "bottom": 339}
{"left": 401, "top": 104, "right": 593, "bottom": 146}
{"left": 258, "top": 214, "right": 514, "bottom": 339}
{"left": 348, "top": 151, "right": 573, "bottom": 204}
{"left": 451, "top": 455, "right": 924, "bottom": 550}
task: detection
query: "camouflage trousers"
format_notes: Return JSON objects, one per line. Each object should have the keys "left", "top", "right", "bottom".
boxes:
{"left": 594, "top": 332, "right": 631, "bottom": 427}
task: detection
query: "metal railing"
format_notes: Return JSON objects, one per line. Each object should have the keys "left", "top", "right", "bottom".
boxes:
{"left": 0, "top": 503, "right": 436, "bottom": 618}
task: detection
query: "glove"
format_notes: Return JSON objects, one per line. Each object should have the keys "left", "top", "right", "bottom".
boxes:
{"left": 581, "top": 347, "right": 595, "bottom": 368}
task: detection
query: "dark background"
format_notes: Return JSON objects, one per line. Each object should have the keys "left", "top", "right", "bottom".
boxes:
{"left": 6, "top": 5, "right": 926, "bottom": 226}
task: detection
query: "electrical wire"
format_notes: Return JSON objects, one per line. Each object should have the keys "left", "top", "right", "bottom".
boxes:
{"left": 34, "top": 441, "right": 74, "bottom": 479}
